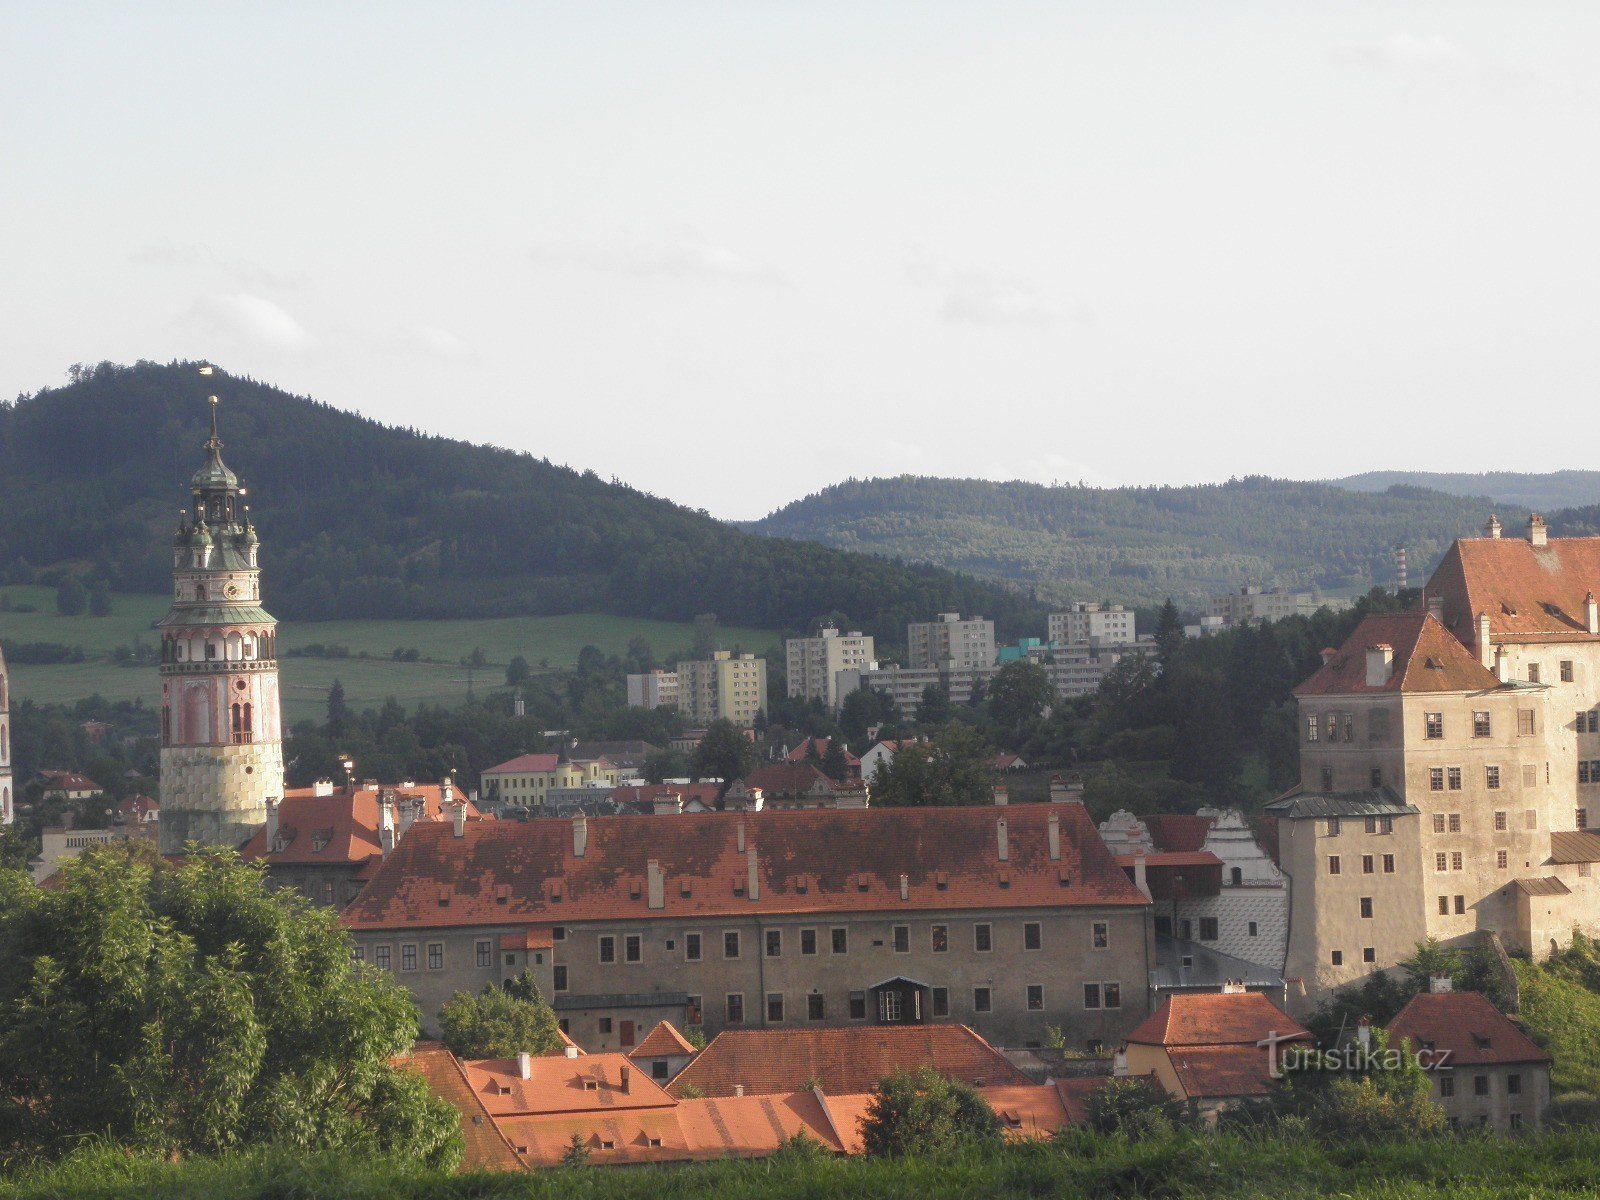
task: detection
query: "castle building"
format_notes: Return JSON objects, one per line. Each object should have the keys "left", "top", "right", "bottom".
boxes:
{"left": 157, "top": 395, "right": 285, "bottom": 852}
{"left": 1276, "top": 515, "right": 1600, "bottom": 1005}
{"left": 0, "top": 641, "right": 11, "bottom": 825}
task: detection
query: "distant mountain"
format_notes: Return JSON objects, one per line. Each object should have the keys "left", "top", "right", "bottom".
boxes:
{"left": 743, "top": 475, "right": 1521, "bottom": 609}
{"left": 1331, "top": 471, "right": 1600, "bottom": 513}
{"left": 0, "top": 362, "right": 1042, "bottom": 640}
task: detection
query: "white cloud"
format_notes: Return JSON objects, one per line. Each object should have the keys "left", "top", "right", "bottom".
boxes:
{"left": 903, "top": 254, "right": 1064, "bottom": 326}
{"left": 192, "top": 293, "right": 314, "bottom": 351}
{"left": 130, "top": 239, "right": 308, "bottom": 290}
{"left": 1344, "top": 32, "right": 1473, "bottom": 70}
{"left": 406, "top": 324, "right": 475, "bottom": 359}
{"left": 529, "top": 241, "right": 781, "bottom": 283}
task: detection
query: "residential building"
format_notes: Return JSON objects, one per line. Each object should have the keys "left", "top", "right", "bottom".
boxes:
{"left": 626, "top": 671, "right": 679, "bottom": 711}
{"left": 571, "top": 741, "right": 661, "bottom": 778}
{"left": 0, "top": 642, "right": 10, "bottom": 825}
{"left": 628, "top": 1020, "right": 700, "bottom": 1084}
{"left": 158, "top": 396, "right": 285, "bottom": 853}
{"left": 786, "top": 629, "right": 874, "bottom": 709}
{"left": 859, "top": 739, "right": 926, "bottom": 780}
{"left": 116, "top": 796, "right": 160, "bottom": 826}
{"left": 1386, "top": 982, "right": 1551, "bottom": 1132}
{"left": 339, "top": 802, "right": 1154, "bottom": 1051}
{"left": 676, "top": 651, "right": 767, "bottom": 727}
{"left": 1050, "top": 603, "right": 1136, "bottom": 647}
{"left": 667, "top": 1024, "right": 1029, "bottom": 1098}
{"left": 1121, "top": 987, "right": 1312, "bottom": 1121}
{"left": 482, "top": 748, "right": 621, "bottom": 811}
{"left": 722, "top": 762, "right": 869, "bottom": 811}
{"left": 1210, "top": 587, "right": 1321, "bottom": 628}
{"left": 908, "top": 613, "right": 996, "bottom": 671}
{"left": 611, "top": 782, "right": 722, "bottom": 815}
{"left": 784, "top": 737, "right": 861, "bottom": 780}
{"left": 34, "top": 770, "right": 104, "bottom": 804}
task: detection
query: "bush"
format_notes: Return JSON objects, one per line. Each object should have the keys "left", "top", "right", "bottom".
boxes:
{"left": 859, "top": 1068, "right": 1001, "bottom": 1158}
{"left": 438, "top": 972, "right": 563, "bottom": 1059}
{"left": 1084, "top": 1076, "right": 1190, "bottom": 1139}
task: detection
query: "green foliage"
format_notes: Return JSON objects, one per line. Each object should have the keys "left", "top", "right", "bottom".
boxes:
{"left": 859, "top": 1067, "right": 1001, "bottom": 1158}
{"left": 690, "top": 719, "right": 755, "bottom": 791}
{"left": 505, "top": 655, "right": 532, "bottom": 688}
{"left": 1306, "top": 938, "right": 1512, "bottom": 1045}
{"left": 559, "top": 1131, "right": 591, "bottom": 1168}
{"left": 53, "top": 577, "right": 86, "bottom": 617}
{"left": 1271, "top": 1028, "right": 1446, "bottom": 1141}
{"left": 1514, "top": 934, "right": 1600, "bottom": 1119}
{"left": 438, "top": 975, "right": 563, "bottom": 1060}
{"left": 1082, "top": 1077, "right": 1189, "bottom": 1140}
{"left": 0, "top": 844, "right": 459, "bottom": 1169}
{"left": 869, "top": 724, "right": 993, "bottom": 807}
{"left": 987, "top": 661, "right": 1053, "bottom": 743}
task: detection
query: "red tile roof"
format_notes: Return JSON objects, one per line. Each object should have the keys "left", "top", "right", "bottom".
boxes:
{"left": 483, "top": 754, "right": 561, "bottom": 775}
{"left": 1386, "top": 991, "right": 1550, "bottom": 1067}
{"left": 396, "top": 1044, "right": 524, "bottom": 1172}
{"left": 1430, "top": 534, "right": 1600, "bottom": 647}
{"left": 611, "top": 783, "right": 721, "bottom": 810}
{"left": 1165, "top": 1047, "right": 1284, "bottom": 1099}
{"left": 1293, "top": 611, "right": 1499, "bottom": 696}
{"left": 239, "top": 783, "right": 480, "bottom": 870}
{"left": 464, "top": 1052, "right": 677, "bottom": 1118}
{"left": 785, "top": 738, "right": 860, "bottom": 767}
{"left": 36, "top": 770, "right": 102, "bottom": 793}
{"left": 1142, "top": 814, "right": 1214, "bottom": 853}
{"left": 630, "top": 1021, "right": 699, "bottom": 1061}
{"left": 667, "top": 1025, "right": 1028, "bottom": 1099}
{"left": 738, "top": 761, "right": 858, "bottom": 797}
{"left": 1125, "top": 991, "right": 1310, "bottom": 1049}
{"left": 339, "top": 803, "right": 1146, "bottom": 932}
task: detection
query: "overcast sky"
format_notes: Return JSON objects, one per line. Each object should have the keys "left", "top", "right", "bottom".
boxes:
{"left": 3, "top": 3, "right": 1597, "bottom": 519}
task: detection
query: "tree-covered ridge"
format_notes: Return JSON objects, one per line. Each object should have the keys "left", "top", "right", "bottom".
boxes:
{"left": 0, "top": 363, "right": 1041, "bottom": 640}
{"left": 1334, "top": 470, "right": 1600, "bottom": 514}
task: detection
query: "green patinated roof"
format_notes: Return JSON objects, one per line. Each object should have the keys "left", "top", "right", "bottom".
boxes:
{"left": 1262, "top": 787, "right": 1417, "bottom": 821}
{"left": 191, "top": 447, "right": 239, "bottom": 490}
{"left": 156, "top": 604, "right": 277, "bottom": 629}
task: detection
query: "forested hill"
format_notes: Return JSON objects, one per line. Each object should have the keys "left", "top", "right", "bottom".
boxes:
{"left": 1332, "top": 470, "right": 1600, "bottom": 513}
{"left": 0, "top": 362, "right": 1041, "bottom": 638}
{"left": 744, "top": 476, "right": 1524, "bottom": 609}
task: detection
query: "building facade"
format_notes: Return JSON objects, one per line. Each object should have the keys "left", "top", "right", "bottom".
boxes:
{"left": 158, "top": 394, "right": 285, "bottom": 852}
{"left": 626, "top": 671, "right": 679, "bottom": 711}
{"left": 482, "top": 750, "right": 620, "bottom": 811}
{"left": 1049, "top": 604, "right": 1135, "bottom": 647}
{"left": 341, "top": 803, "right": 1154, "bottom": 1051}
{"left": 908, "top": 613, "right": 996, "bottom": 671}
{"left": 785, "top": 629, "right": 874, "bottom": 709}
{"left": 1210, "top": 587, "right": 1319, "bottom": 627}
{"left": 676, "top": 652, "right": 767, "bottom": 727}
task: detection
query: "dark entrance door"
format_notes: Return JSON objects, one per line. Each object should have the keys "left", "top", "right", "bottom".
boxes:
{"left": 870, "top": 977, "right": 927, "bottom": 1024}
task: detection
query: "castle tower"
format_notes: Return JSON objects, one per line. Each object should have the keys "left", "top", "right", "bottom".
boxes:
{"left": 0, "top": 640, "right": 12, "bottom": 825}
{"left": 158, "top": 388, "right": 284, "bottom": 851}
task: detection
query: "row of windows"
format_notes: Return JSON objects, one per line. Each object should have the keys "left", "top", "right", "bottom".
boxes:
{"left": 706, "top": 982, "right": 1124, "bottom": 1025}
{"left": 595, "top": 921, "right": 1112, "bottom": 964}
{"left": 1154, "top": 916, "right": 1260, "bottom": 941}
{"left": 1438, "top": 894, "right": 1469, "bottom": 915}
{"left": 1438, "top": 1072, "right": 1525, "bottom": 1098}
{"left": 355, "top": 943, "right": 448, "bottom": 971}
{"left": 1422, "top": 709, "right": 1537, "bottom": 740}
{"left": 1329, "top": 948, "right": 1379, "bottom": 966}
{"left": 1322, "top": 816, "right": 1394, "bottom": 837}
{"left": 1325, "top": 853, "right": 1397, "bottom": 876}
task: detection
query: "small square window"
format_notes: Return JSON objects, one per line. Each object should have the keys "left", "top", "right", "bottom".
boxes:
{"left": 1331, "top": 950, "right": 1344, "bottom": 966}
{"left": 1362, "top": 947, "right": 1376, "bottom": 963}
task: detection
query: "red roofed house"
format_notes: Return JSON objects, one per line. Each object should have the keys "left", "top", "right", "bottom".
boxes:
{"left": 1386, "top": 981, "right": 1551, "bottom": 1131}
{"left": 629, "top": 1020, "right": 700, "bottom": 1083}
{"left": 116, "top": 796, "right": 160, "bottom": 826}
{"left": 1122, "top": 986, "right": 1310, "bottom": 1120}
{"left": 610, "top": 782, "right": 722, "bottom": 816}
{"left": 784, "top": 738, "right": 861, "bottom": 780}
{"left": 1274, "top": 517, "right": 1600, "bottom": 1006}
{"left": 240, "top": 777, "right": 481, "bottom": 909}
{"left": 35, "top": 770, "right": 104, "bottom": 802}
{"left": 723, "top": 761, "right": 869, "bottom": 811}
{"left": 481, "top": 748, "right": 620, "bottom": 813}
{"left": 340, "top": 802, "right": 1152, "bottom": 1052}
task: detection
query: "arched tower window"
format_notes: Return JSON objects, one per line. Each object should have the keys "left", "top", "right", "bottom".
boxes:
{"left": 230, "top": 702, "right": 253, "bottom": 745}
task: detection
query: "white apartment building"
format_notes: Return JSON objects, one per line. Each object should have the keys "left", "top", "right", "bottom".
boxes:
{"left": 626, "top": 670, "right": 680, "bottom": 711}
{"left": 1211, "top": 587, "right": 1319, "bottom": 627}
{"left": 786, "top": 628, "right": 874, "bottom": 709}
{"left": 1049, "top": 603, "right": 1136, "bottom": 647}
{"left": 677, "top": 652, "right": 768, "bottom": 727}
{"left": 907, "top": 613, "right": 996, "bottom": 671}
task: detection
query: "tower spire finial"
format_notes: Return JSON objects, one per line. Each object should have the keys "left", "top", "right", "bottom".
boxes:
{"left": 208, "top": 394, "right": 220, "bottom": 447}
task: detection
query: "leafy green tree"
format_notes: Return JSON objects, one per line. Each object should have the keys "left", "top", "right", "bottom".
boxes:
{"left": 1084, "top": 1076, "right": 1188, "bottom": 1139}
{"left": 438, "top": 974, "right": 563, "bottom": 1059}
{"left": 54, "top": 576, "right": 87, "bottom": 616}
{"left": 691, "top": 719, "right": 755, "bottom": 792}
{"left": 916, "top": 682, "right": 952, "bottom": 727}
{"left": 0, "top": 844, "right": 459, "bottom": 1167}
{"left": 623, "top": 636, "right": 655, "bottom": 675}
{"left": 644, "top": 748, "right": 692, "bottom": 784}
{"left": 1271, "top": 1027, "right": 1446, "bottom": 1140}
{"left": 505, "top": 655, "right": 532, "bottom": 688}
{"left": 989, "top": 661, "right": 1054, "bottom": 743}
{"left": 871, "top": 724, "right": 992, "bottom": 807}
{"left": 859, "top": 1067, "right": 1001, "bottom": 1157}
{"left": 840, "top": 686, "right": 896, "bottom": 742}
{"left": 87, "top": 579, "right": 112, "bottom": 617}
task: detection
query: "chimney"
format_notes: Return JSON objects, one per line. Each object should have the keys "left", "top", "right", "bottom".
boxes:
{"left": 734, "top": 1084, "right": 744, "bottom": 1098}
{"left": 620, "top": 1066, "right": 631, "bottom": 1094}
{"left": 1357, "top": 1017, "right": 1371, "bottom": 1050}
{"left": 653, "top": 793, "right": 682, "bottom": 816}
{"left": 1426, "top": 593, "right": 1444, "bottom": 622}
{"left": 736, "top": 819, "right": 746, "bottom": 854}
{"left": 265, "top": 796, "right": 280, "bottom": 850}
{"left": 1485, "top": 513, "right": 1502, "bottom": 539}
{"left": 441, "top": 775, "right": 455, "bottom": 807}
{"left": 451, "top": 801, "right": 466, "bottom": 839}
{"left": 996, "top": 817, "right": 1009, "bottom": 862}
{"left": 397, "top": 796, "right": 421, "bottom": 841}
{"left": 1132, "top": 851, "right": 1150, "bottom": 899}
{"left": 1047, "top": 810, "right": 1061, "bottom": 861}
{"left": 572, "top": 814, "right": 588, "bottom": 858}
{"left": 564, "top": 1044, "right": 579, "bottom": 1059}
{"left": 1319, "top": 647, "right": 1337, "bottom": 667}
{"left": 647, "top": 859, "right": 665, "bottom": 910}
{"left": 1588, "top": 592, "right": 1598, "bottom": 636}
{"left": 1364, "top": 644, "right": 1394, "bottom": 688}
{"left": 1113, "top": 1046, "right": 1128, "bottom": 1078}
{"left": 1221, "top": 979, "right": 1246, "bottom": 995}
{"left": 517, "top": 1052, "right": 531, "bottom": 1080}
{"left": 1529, "top": 513, "right": 1548, "bottom": 547}
{"left": 992, "top": 783, "right": 1009, "bottom": 806}
{"left": 746, "top": 843, "right": 760, "bottom": 901}
{"left": 1477, "top": 612, "right": 1494, "bottom": 669}
{"left": 1429, "top": 973, "right": 1454, "bottom": 994}
{"left": 379, "top": 799, "right": 396, "bottom": 858}
{"left": 899, "top": 873, "right": 909, "bottom": 901}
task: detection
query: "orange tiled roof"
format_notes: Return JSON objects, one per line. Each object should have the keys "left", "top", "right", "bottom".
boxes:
{"left": 1293, "top": 611, "right": 1499, "bottom": 696}
{"left": 1430, "top": 535, "right": 1600, "bottom": 646}
{"left": 738, "top": 761, "right": 861, "bottom": 797}
{"left": 339, "top": 802, "right": 1146, "bottom": 932}
{"left": 239, "top": 783, "right": 480, "bottom": 868}
{"left": 483, "top": 754, "right": 562, "bottom": 775}
{"left": 630, "top": 1021, "right": 699, "bottom": 1061}
{"left": 463, "top": 1052, "right": 677, "bottom": 1118}
{"left": 396, "top": 1044, "right": 524, "bottom": 1172}
{"left": 1165, "top": 1046, "right": 1284, "bottom": 1099}
{"left": 667, "top": 1025, "right": 1029, "bottom": 1099}
{"left": 1386, "top": 991, "right": 1550, "bottom": 1067}
{"left": 611, "top": 783, "right": 721, "bottom": 810}
{"left": 785, "top": 738, "right": 861, "bottom": 767}
{"left": 1124, "top": 991, "right": 1310, "bottom": 1049}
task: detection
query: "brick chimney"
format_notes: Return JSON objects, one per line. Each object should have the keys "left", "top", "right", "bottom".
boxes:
{"left": 1365, "top": 644, "right": 1393, "bottom": 688}
{"left": 996, "top": 817, "right": 1009, "bottom": 862}
{"left": 1132, "top": 851, "right": 1150, "bottom": 899}
{"left": 1529, "top": 513, "right": 1548, "bottom": 547}
{"left": 746, "top": 843, "right": 760, "bottom": 902}
{"left": 1485, "top": 513, "right": 1501, "bottom": 539}
{"left": 647, "top": 859, "right": 664, "bottom": 910}
{"left": 1319, "top": 647, "right": 1337, "bottom": 666}
{"left": 1047, "top": 810, "right": 1061, "bottom": 861}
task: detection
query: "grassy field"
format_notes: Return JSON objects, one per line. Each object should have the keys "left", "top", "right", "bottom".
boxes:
{"left": 0, "top": 587, "right": 781, "bottom": 724}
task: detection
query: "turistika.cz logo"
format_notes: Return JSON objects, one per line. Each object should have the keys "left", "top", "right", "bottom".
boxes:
{"left": 1256, "top": 1029, "right": 1452, "bottom": 1078}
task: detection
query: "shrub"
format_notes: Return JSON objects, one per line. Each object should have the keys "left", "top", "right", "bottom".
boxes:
{"left": 859, "top": 1068, "right": 1001, "bottom": 1158}
{"left": 438, "top": 972, "right": 563, "bottom": 1059}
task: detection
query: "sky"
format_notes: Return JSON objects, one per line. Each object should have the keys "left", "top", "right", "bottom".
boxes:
{"left": 3, "top": 2, "right": 1598, "bottom": 520}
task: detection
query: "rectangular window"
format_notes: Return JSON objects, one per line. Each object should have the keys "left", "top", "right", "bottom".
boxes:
{"left": 1363, "top": 947, "right": 1376, "bottom": 963}
{"left": 1307, "top": 714, "right": 1319, "bottom": 742}
{"left": 401, "top": 944, "right": 417, "bottom": 972}
{"left": 974, "top": 987, "right": 992, "bottom": 1013}
{"left": 598, "top": 1018, "right": 612, "bottom": 1034}
{"left": 1495, "top": 810, "right": 1508, "bottom": 830}
{"left": 1331, "top": 950, "right": 1344, "bottom": 966}
{"left": 1448, "top": 813, "right": 1461, "bottom": 833}
{"left": 1362, "top": 854, "right": 1375, "bottom": 874}
{"left": 1439, "top": 1076, "right": 1455, "bottom": 1098}
{"left": 1473, "top": 711, "right": 1492, "bottom": 738}
{"left": 1327, "top": 817, "right": 1342, "bottom": 837}
{"left": 831, "top": 927, "right": 848, "bottom": 955}
{"left": 1248, "top": 921, "right": 1259, "bottom": 937}
{"left": 1383, "top": 854, "right": 1395, "bottom": 873}
{"left": 726, "top": 994, "right": 744, "bottom": 1024}
{"left": 1328, "top": 855, "right": 1341, "bottom": 875}
{"left": 476, "top": 940, "right": 491, "bottom": 968}
{"left": 376, "top": 945, "right": 391, "bottom": 970}
{"left": 1451, "top": 852, "right": 1464, "bottom": 871}
{"left": 1083, "top": 983, "right": 1101, "bottom": 1010}
{"left": 1487, "top": 766, "right": 1501, "bottom": 790}
{"left": 1582, "top": 761, "right": 1591, "bottom": 785}
{"left": 625, "top": 934, "right": 641, "bottom": 963}
{"left": 1104, "top": 983, "right": 1121, "bottom": 1009}
{"left": 1455, "top": 895, "right": 1466, "bottom": 915}
{"left": 1436, "top": 852, "right": 1448, "bottom": 872}
{"left": 1590, "top": 712, "right": 1599, "bottom": 734}
{"left": 1497, "top": 850, "right": 1508, "bottom": 869}
{"left": 686, "top": 932, "right": 702, "bottom": 961}
{"left": 1026, "top": 985, "right": 1044, "bottom": 1011}
{"left": 767, "top": 993, "right": 784, "bottom": 1023}
{"left": 931, "top": 924, "right": 948, "bottom": 953}
{"left": 724, "top": 931, "right": 741, "bottom": 959}
{"left": 801, "top": 928, "right": 817, "bottom": 955}
{"left": 554, "top": 964, "right": 568, "bottom": 991}
{"left": 1448, "top": 767, "right": 1462, "bottom": 791}
{"left": 893, "top": 925, "right": 910, "bottom": 953}
{"left": 1199, "top": 917, "right": 1219, "bottom": 941}
{"left": 1092, "top": 921, "right": 1109, "bottom": 950}
{"left": 1508, "top": 1073, "right": 1522, "bottom": 1095}
{"left": 1439, "top": 896, "right": 1450, "bottom": 915}
{"left": 1425, "top": 712, "right": 1443, "bottom": 739}
{"left": 975, "top": 923, "right": 992, "bottom": 952}
{"left": 599, "top": 936, "right": 616, "bottom": 964}
{"left": 1528, "top": 663, "right": 1541, "bottom": 684}
{"left": 766, "top": 930, "right": 782, "bottom": 958}
{"left": 1434, "top": 813, "right": 1447, "bottom": 833}
{"left": 1321, "top": 765, "right": 1334, "bottom": 791}
{"left": 1580, "top": 809, "right": 1590, "bottom": 830}
{"left": 1429, "top": 769, "right": 1445, "bottom": 792}
{"left": 351, "top": 946, "right": 365, "bottom": 964}
{"left": 1370, "top": 766, "right": 1383, "bottom": 788}
{"left": 1519, "top": 709, "right": 1536, "bottom": 736}
{"left": 1024, "top": 922, "right": 1042, "bottom": 951}
{"left": 1474, "top": 1075, "right": 1489, "bottom": 1097}
{"left": 1360, "top": 897, "right": 1374, "bottom": 919}
{"left": 932, "top": 987, "right": 949, "bottom": 1017}
{"left": 808, "top": 993, "right": 825, "bottom": 1021}
{"left": 1563, "top": 660, "right": 1575, "bottom": 683}
{"left": 849, "top": 991, "right": 867, "bottom": 1020}
{"left": 427, "top": 943, "right": 443, "bottom": 970}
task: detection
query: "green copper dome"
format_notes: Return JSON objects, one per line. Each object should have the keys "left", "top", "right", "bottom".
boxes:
{"left": 191, "top": 447, "right": 239, "bottom": 490}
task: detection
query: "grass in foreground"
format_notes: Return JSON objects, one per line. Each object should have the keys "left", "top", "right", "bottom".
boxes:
{"left": 6, "top": 1128, "right": 1600, "bottom": 1200}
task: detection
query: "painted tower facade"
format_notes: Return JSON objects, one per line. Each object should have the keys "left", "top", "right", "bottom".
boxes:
{"left": 158, "top": 397, "right": 284, "bottom": 851}
{"left": 0, "top": 640, "right": 12, "bottom": 825}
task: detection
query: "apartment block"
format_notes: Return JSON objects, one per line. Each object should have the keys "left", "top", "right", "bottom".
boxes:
{"left": 1049, "top": 603, "right": 1136, "bottom": 647}
{"left": 908, "top": 613, "right": 996, "bottom": 671}
{"left": 1210, "top": 587, "right": 1319, "bottom": 627}
{"left": 676, "top": 652, "right": 767, "bottom": 727}
{"left": 786, "top": 629, "right": 874, "bottom": 709}
{"left": 626, "top": 670, "right": 679, "bottom": 711}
